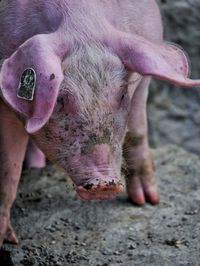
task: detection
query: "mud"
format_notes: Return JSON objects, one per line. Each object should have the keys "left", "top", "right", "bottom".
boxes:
{"left": 1, "top": 145, "right": 200, "bottom": 266}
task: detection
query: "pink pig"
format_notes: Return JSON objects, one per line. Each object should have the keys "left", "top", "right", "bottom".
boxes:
{"left": 0, "top": 0, "right": 200, "bottom": 246}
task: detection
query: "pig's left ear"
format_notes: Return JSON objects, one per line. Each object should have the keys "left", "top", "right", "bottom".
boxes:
{"left": 107, "top": 31, "right": 200, "bottom": 87}
{"left": 0, "top": 33, "right": 64, "bottom": 134}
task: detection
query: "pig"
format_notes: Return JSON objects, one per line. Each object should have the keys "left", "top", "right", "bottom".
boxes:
{"left": 24, "top": 141, "right": 46, "bottom": 169}
{"left": 0, "top": 0, "right": 200, "bottom": 246}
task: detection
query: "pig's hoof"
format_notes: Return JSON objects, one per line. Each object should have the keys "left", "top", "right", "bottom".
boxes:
{"left": 4, "top": 223, "right": 18, "bottom": 245}
{"left": 0, "top": 218, "right": 18, "bottom": 247}
{"left": 77, "top": 181, "right": 124, "bottom": 200}
{"left": 126, "top": 176, "right": 160, "bottom": 206}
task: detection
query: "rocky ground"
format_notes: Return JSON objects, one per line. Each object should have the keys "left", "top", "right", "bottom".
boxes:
{"left": 0, "top": 145, "right": 200, "bottom": 266}
{"left": 149, "top": 0, "right": 200, "bottom": 155}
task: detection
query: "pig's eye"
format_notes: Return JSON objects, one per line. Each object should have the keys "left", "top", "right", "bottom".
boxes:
{"left": 120, "top": 91, "right": 128, "bottom": 102}
{"left": 121, "top": 93, "right": 125, "bottom": 101}
{"left": 119, "top": 91, "right": 130, "bottom": 109}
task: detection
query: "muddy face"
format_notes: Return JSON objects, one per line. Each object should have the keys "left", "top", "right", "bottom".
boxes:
{"left": 34, "top": 43, "right": 131, "bottom": 199}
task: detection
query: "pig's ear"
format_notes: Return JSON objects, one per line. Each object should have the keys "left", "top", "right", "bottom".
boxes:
{"left": 108, "top": 32, "right": 200, "bottom": 87}
{"left": 0, "top": 33, "right": 64, "bottom": 134}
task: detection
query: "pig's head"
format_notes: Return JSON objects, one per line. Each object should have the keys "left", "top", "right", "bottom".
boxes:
{"left": 32, "top": 43, "right": 129, "bottom": 200}
{"left": 1, "top": 30, "right": 200, "bottom": 200}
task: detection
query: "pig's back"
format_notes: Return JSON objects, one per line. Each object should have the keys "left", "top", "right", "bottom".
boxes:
{"left": 99, "top": 0, "right": 163, "bottom": 43}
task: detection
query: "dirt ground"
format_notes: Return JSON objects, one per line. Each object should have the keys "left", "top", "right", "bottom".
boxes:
{"left": 0, "top": 145, "right": 200, "bottom": 266}
{"left": 149, "top": 0, "right": 200, "bottom": 156}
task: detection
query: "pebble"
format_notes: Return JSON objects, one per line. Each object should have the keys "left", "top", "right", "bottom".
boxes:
{"left": 113, "top": 251, "right": 120, "bottom": 255}
{"left": 128, "top": 244, "right": 136, "bottom": 250}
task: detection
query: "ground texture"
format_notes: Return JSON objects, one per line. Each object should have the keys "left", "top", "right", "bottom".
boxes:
{"left": 149, "top": 0, "right": 200, "bottom": 155}
{"left": 0, "top": 145, "right": 200, "bottom": 266}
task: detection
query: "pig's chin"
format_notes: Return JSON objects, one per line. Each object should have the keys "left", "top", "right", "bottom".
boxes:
{"left": 75, "top": 180, "right": 124, "bottom": 200}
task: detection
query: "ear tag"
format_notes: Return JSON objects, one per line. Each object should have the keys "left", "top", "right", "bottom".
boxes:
{"left": 17, "top": 68, "right": 36, "bottom": 101}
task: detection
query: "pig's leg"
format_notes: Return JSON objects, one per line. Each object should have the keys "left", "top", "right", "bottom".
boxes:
{"left": 24, "top": 141, "right": 46, "bottom": 169}
{"left": 123, "top": 77, "right": 159, "bottom": 205}
{"left": 0, "top": 100, "right": 28, "bottom": 246}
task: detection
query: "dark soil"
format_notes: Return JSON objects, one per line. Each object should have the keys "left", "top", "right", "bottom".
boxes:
{"left": 1, "top": 145, "right": 200, "bottom": 266}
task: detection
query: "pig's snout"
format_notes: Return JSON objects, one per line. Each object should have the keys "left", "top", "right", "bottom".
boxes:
{"left": 74, "top": 144, "right": 123, "bottom": 200}
{"left": 77, "top": 181, "right": 123, "bottom": 200}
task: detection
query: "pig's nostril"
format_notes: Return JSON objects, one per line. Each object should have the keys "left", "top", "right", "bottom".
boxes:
{"left": 76, "top": 181, "right": 124, "bottom": 200}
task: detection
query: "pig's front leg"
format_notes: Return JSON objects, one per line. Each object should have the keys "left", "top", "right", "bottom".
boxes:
{"left": 123, "top": 77, "right": 159, "bottom": 205}
{"left": 24, "top": 141, "right": 46, "bottom": 169}
{"left": 0, "top": 100, "right": 28, "bottom": 246}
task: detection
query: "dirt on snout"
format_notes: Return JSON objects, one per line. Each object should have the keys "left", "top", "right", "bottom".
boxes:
{"left": 1, "top": 145, "right": 200, "bottom": 266}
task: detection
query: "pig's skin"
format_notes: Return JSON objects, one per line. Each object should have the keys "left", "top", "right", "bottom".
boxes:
{"left": 0, "top": 0, "right": 200, "bottom": 246}
{"left": 24, "top": 141, "right": 46, "bottom": 169}
{"left": 0, "top": 98, "right": 28, "bottom": 245}
{"left": 0, "top": 0, "right": 62, "bottom": 58}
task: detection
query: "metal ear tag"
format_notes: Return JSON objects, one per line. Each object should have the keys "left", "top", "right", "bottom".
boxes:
{"left": 17, "top": 68, "right": 36, "bottom": 101}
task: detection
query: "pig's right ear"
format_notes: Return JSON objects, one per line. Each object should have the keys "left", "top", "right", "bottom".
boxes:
{"left": 0, "top": 33, "right": 64, "bottom": 134}
{"left": 106, "top": 31, "right": 200, "bottom": 87}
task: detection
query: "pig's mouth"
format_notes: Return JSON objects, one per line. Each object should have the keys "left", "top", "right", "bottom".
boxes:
{"left": 76, "top": 180, "right": 124, "bottom": 200}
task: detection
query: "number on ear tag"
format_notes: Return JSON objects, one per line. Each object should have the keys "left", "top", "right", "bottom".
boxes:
{"left": 17, "top": 68, "right": 36, "bottom": 101}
